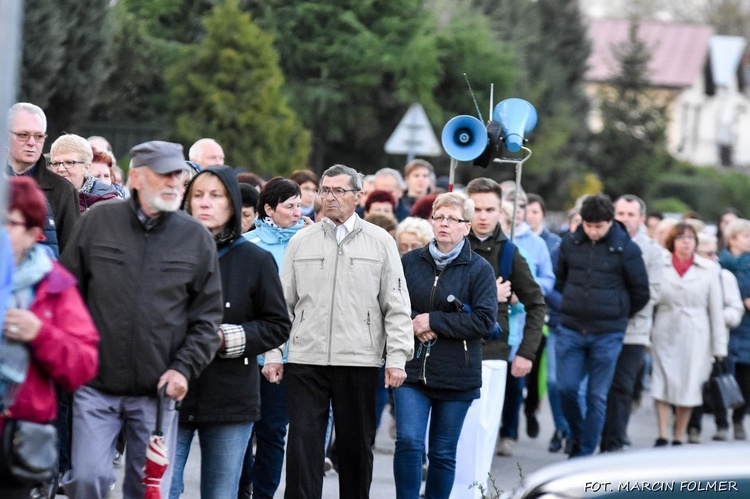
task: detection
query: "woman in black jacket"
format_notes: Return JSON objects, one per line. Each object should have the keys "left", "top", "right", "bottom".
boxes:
{"left": 394, "top": 192, "right": 498, "bottom": 499}
{"left": 168, "top": 166, "right": 291, "bottom": 499}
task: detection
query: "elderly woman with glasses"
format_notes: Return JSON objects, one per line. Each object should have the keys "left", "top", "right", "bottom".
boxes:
{"left": 50, "top": 134, "right": 120, "bottom": 212}
{"left": 651, "top": 222, "right": 726, "bottom": 447}
{"left": 395, "top": 192, "right": 498, "bottom": 499}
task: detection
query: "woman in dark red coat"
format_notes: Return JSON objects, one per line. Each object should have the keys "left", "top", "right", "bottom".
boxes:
{"left": 1, "top": 176, "right": 99, "bottom": 498}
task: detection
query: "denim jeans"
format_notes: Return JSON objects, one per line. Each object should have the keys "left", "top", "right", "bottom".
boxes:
{"left": 393, "top": 385, "right": 472, "bottom": 499}
{"left": 169, "top": 421, "right": 254, "bottom": 499}
{"left": 375, "top": 366, "right": 392, "bottom": 431}
{"left": 499, "top": 365, "right": 524, "bottom": 439}
{"left": 600, "top": 344, "right": 645, "bottom": 451}
{"left": 556, "top": 326, "right": 624, "bottom": 457}
{"left": 545, "top": 330, "right": 570, "bottom": 437}
{"left": 239, "top": 371, "right": 288, "bottom": 499}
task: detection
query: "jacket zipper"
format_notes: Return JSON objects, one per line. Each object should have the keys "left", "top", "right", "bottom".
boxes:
{"left": 327, "top": 232, "right": 342, "bottom": 364}
{"left": 420, "top": 269, "right": 445, "bottom": 385}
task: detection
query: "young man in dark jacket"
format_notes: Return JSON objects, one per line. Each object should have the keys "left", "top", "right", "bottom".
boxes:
{"left": 555, "top": 193, "right": 650, "bottom": 457}
{"left": 60, "top": 141, "right": 224, "bottom": 498}
{"left": 450, "top": 178, "right": 546, "bottom": 494}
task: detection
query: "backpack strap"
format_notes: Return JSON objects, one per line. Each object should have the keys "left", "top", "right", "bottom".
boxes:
{"left": 499, "top": 240, "right": 516, "bottom": 281}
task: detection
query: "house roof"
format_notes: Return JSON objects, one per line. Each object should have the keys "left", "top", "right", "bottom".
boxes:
{"left": 586, "top": 18, "right": 714, "bottom": 88}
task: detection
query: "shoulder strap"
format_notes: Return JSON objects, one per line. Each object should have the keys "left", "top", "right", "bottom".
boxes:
{"left": 218, "top": 237, "right": 248, "bottom": 258}
{"left": 499, "top": 240, "right": 516, "bottom": 280}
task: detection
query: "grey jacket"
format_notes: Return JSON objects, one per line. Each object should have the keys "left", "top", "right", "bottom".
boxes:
{"left": 267, "top": 215, "right": 414, "bottom": 369}
{"left": 624, "top": 232, "right": 663, "bottom": 345}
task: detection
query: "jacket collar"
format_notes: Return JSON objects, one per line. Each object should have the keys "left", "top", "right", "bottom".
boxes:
{"left": 571, "top": 219, "right": 630, "bottom": 250}
{"left": 469, "top": 223, "right": 507, "bottom": 244}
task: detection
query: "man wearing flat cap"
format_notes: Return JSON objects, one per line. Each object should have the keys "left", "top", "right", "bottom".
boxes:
{"left": 60, "top": 141, "right": 224, "bottom": 498}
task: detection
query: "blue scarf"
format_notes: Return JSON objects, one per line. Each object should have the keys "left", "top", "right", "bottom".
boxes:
{"left": 9, "top": 244, "right": 52, "bottom": 309}
{"left": 429, "top": 238, "right": 465, "bottom": 271}
{"left": 254, "top": 217, "right": 306, "bottom": 245}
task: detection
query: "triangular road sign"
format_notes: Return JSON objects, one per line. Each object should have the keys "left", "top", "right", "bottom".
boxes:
{"left": 384, "top": 103, "right": 442, "bottom": 157}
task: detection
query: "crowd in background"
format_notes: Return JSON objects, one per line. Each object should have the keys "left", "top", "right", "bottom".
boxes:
{"left": 2, "top": 100, "right": 750, "bottom": 499}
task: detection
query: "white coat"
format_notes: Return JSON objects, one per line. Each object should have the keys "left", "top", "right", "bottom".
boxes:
{"left": 651, "top": 253, "right": 728, "bottom": 406}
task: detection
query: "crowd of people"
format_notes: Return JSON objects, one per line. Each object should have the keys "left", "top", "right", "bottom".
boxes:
{"left": 1, "top": 100, "right": 750, "bottom": 499}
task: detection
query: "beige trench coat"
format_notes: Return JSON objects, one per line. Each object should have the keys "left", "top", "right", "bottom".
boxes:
{"left": 651, "top": 253, "right": 728, "bottom": 406}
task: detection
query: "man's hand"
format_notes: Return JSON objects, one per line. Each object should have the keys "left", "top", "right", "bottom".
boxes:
{"left": 510, "top": 355, "right": 532, "bottom": 378}
{"left": 385, "top": 368, "right": 407, "bottom": 388}
{"left": 263, "top": 363, "right": 284, "bottom": 384}
{"left": 497, "top": 277, "right": 512, "bottom": 303}
{"left": 158, "top": 369, "right": 189, "bottom": 402}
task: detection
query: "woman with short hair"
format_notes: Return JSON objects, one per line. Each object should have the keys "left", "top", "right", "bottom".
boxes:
{"left": 50, "top": 134, "right": 120, "bottom": 211}
{"left": 395, "top": 192, "right": 497, "bottom": 498}
{"left": 651, "top": 222, "right": 726, "bottom": 446}
{"left": 0, "top": 177, "right": 98, "bottom": 498}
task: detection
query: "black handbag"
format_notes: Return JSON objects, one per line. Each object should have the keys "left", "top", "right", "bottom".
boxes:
{"left": 706, "top": 360, "right": 746, "bottom": 412}
{"left": 0, "top": 419, "right": 59, "bottom": 485}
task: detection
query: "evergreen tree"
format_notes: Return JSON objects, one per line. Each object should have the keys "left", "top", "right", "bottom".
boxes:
{"left": 91, "top": 1, "right": 175, "bottom": 125}
{"left": 245, "top": 0, "right": 443, "bottom": 172}
{"left": 166, "top": 0, "right": 310, "bottom": 175}
{"left": 19, "top": 0, "right": 114, "bottom": 137}
{"left": 589, "top": 20, "right": 669, "bottom": 199}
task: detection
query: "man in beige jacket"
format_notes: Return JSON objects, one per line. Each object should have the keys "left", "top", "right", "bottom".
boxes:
{"left": 264, "top": 164, "right": 413, "bottom": 499}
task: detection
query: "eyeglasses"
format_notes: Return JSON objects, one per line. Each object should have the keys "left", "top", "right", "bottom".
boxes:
{"left": 9, "top": 130, "right": 48, "bottom": 143}
{"left": 675, "top": 234, "right": 695, "bottom": 241}
{"left": 431, "top": 215, "right": 469, "bottom": 225}
{"left": 317, "top": 187, "right": 359, "bottom": 198}
{"left": 50, "top": 160, "right": 86, "bottom": 170}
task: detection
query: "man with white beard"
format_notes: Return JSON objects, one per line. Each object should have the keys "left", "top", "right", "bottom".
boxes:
{"left": 60, "top": 141, "right": 224, "bottom": 499}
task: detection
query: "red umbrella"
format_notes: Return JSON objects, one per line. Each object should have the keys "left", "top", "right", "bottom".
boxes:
{"left": 143, "top": 385, "right": 169, "bottom": 499}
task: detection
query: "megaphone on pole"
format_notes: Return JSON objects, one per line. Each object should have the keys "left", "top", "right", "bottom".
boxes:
{"left": 492, "top": 98, "right": 538, "bottom": 153}
{"left": 440, "top": 115, "right": 487, "bottom": 162}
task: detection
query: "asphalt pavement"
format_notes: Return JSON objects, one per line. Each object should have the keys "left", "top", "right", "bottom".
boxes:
{"left": 107, "top": 389, "right": 739, "bottom": 498}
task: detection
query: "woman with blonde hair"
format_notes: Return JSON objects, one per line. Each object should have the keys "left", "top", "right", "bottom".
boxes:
{"left": 395, "top": 192, "right": 497, "bottom": 498}
{"left": 718, "top": 218, "right": 750, "bottom": 440}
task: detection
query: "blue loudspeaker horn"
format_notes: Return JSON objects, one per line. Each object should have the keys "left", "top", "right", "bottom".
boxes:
{"left": 492, "top": 98, "right": 538, "bottom": 153}
{"left": 441, "top": 115, "right": 487, "bottom": 161}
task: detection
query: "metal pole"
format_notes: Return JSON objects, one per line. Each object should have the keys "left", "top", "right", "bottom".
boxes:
{"left": 0, "top": 0, "right": 24, "bottom": 210}
{"left": 447, "top": 157, "right": 457, "bottom": 192}
{"left": 509, "top": 160, "right": 523, "bottom": 241}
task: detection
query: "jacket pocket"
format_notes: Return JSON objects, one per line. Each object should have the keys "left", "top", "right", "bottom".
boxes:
{"left": 345, "top": 257, "right": 383, "bottom": 295}
{"left": 90, "top": 243, "right": 125, "bottom": 265}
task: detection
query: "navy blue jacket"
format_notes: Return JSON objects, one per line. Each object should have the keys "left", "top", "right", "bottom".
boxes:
{"left": 401, "top": 240, "right": 497, "bottom": 397}
{"left": 555, "top": 221, "right": 649, "bottom": 334}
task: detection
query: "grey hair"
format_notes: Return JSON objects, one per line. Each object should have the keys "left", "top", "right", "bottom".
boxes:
{"left": 321, "top": 164, "right": 363, "bottom": 191}
{"left": 615, "top": 194, "right": 647, "bottom": 216}
{"left": 395, "top": 216, "right": 434, "bottom": 245}
{"left": 8, "top": 102, "right": 47, "bottom": 130}
{"left": 375, "top": 167, "right": 406, "bottom": 190}
{"left": 188, "top": 138, "right": 222, "bottom": 162}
